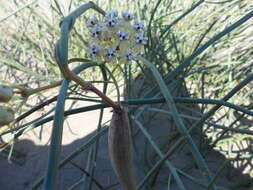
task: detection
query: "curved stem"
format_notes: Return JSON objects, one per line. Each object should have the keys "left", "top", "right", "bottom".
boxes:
{"left": 1, "top": 95, "right": 252, "bottom": 137}
{"left": 21, "top": 81, "right": 62, "bottom": 97}
{"left": 62, "top": 64, "right": 120, "bottom": 111}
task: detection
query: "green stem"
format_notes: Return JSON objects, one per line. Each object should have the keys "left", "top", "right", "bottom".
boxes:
{"left": 139, "top": 56, "right": 217, "bottom": 190}
{"left": 2, "top": 96, "right": 252, "bottom": 136}
{"left": 21, "top": 81, "right": 61, "bottom": 97}
{"left": 42, "top": 79, "right": 69, "bottom": 190}
{"left": 30, "top": 126, "right": 109, "bottom": 190}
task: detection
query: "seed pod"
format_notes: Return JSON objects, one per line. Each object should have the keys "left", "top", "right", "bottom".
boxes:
{"left": 0, "top": 85, "right": 13, "bottom": 103}
{"left": 0, "top": 106, "right": 15, "bottom": 127}
{"left": 108, "top": 107, "right": 137, "bottom": 190}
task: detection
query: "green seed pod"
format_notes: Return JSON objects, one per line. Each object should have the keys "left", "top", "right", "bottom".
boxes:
{"left": 0, "top": 85, "right": 13, "bottom": 103}
{"left": 0, "top": 106, "right": 15, "bottom": 127}
{"left": 108, "top": 107, "right": 137, "bottom": 190}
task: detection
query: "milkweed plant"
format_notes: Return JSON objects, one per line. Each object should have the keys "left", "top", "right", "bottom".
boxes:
{"left": 86, "top": 10, "right": 147, "bottom": 63}
{"left": 1, "top": 1, "right": 253, "bottom": 190}
{"left": 1, "top": 4, "right": 150, "bottom": 190}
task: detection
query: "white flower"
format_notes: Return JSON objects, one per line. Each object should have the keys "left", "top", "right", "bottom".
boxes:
{"left": 122, "top": 11, "right": 135, "bottom": 21}
{"left": 104, "top": 48, "right": 117, "bottom": 60}
{"left": 0, "top": 85, "right": 13, "bottom": 103}
{"left": 85, "top": 10, "right": 147, "bottom": 63}
{"left": 105, "top": 17, "right": 118, "bottom": 27}
{"left": 88, "top": 44, "right": 100, "bottom": 58}
{"left": 90, "top": 25, "right": 103, "bottom": 38}
{"left": 135, "top": 33, "right": 148, "bottom": 45}
{"left": 117, "top": 30, "right": 129, "bottom": 41}
{"left": 124, "top": 49, "right": 136, "bottom": 63}
{"left": 86, "top": 16, "right": 98, "bottom": 27}
{"left": 133, "top": 21, "right": 145, "bottom": 32}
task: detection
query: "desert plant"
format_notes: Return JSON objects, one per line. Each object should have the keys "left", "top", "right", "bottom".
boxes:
{"left": 0, "top": 0, "right": 253, "bottom": 190}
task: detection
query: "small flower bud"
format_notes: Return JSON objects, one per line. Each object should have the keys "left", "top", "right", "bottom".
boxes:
{"left": 133, "top": 21, "right": 145, "bottom": 32}
{"left": 117, "top": 30, "right": 129, "bottom": 41}
{"left": 90, "top": 24, "right": 104, "bottom": 38}
{"left": 105, "top": 48, "right": 117, "bottom": 60}
{"left": 86, "top": 16, "right": 98, "bottom": 27}
{"left": 88, "top": 44, "right": 100, "bottom": 58}
{"left": 0, "top": 106, "right": 15, "bottom": 126}
{"left": 122, "top": 11, "right": 135, "bottom": 21}
{"left": 135, "top": 33, "right": 148, "bottom": 45}
{"left": 105, "top": 17, "right": 118, "bottom": 27}
{"left": 124, "top": 49, "right": 136, "bottom": 63}
{"left": 0, "top": 85, "right": 13, "bottom": 103}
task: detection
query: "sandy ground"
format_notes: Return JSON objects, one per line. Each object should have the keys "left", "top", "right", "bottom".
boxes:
{"left": 0, "top": 87, "right": 252, "bottom": 190}
{"left": 0, "top": 2, "right": 252, "bottom": 189}
{"left": 0, "top": 97, "right": 114, "bottom": 190}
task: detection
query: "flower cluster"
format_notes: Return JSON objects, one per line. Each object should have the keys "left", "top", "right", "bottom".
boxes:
{"left": 86, "top": 10, "right": 148, "bottom": 63}
{"left": 0, "top": 85, "right": 14, "bottom": 127}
